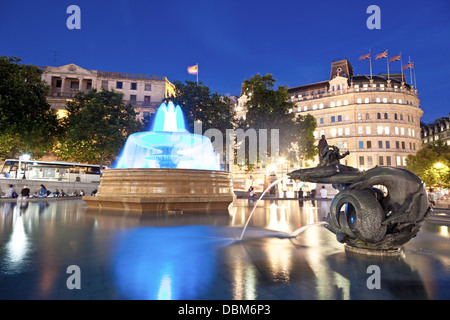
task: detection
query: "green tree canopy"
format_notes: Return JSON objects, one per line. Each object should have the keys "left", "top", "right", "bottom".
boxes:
{"left": 240, "top": 73, "right": 317, "bottom": 166}
{"left": 0, "top": 56, "right": 59, "bottom": 159}
{"left": 406, "top": 140, "right": 450, "bottom": 188}
{"left": 163, "top": 80, "right": 236, "bottom": 134}
{"left": 57, "top": 88, "right": 143, "bottom": 169}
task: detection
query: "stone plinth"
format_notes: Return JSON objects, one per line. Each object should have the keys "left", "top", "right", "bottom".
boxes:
{"left": 83, "top": 168, "right": 234, "bottom": 214}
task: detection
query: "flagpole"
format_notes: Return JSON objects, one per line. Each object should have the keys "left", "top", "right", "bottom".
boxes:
{"left": 386, "top": 50, "right": 390, "bottom": 80}
{"left": 196, "top": 63, "right": 199, "bottom": 84}
{"left": 369, "top": 49, "right": 373, "bottom": 79}
{"left": 409, "top": 56, "right": 413, "bottom": 86}
{"left": 413, "top": 65, "right": 417, "bottom": 90}
{"left": 400, "top": 52, "right": 404, "bottom": 82}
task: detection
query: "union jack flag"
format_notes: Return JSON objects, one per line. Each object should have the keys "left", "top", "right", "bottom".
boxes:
{"left": 375, "top": 50, "right": 388, "bottom": 60}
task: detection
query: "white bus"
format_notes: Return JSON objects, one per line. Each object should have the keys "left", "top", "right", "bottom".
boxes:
{"left": 0, "top": 159, "right": 105, "bottom": 183}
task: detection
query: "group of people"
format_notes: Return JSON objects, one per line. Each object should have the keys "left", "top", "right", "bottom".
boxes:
{"left": 1, "top": 184, "right": 85, "bottom": 199}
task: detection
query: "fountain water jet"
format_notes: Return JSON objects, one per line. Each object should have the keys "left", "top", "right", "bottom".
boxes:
{"left": 83, "top": 102, "right": 234, "bottom": 214}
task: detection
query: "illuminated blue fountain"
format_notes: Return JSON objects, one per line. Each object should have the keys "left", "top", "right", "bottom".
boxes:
{"left": 112, "top": 102, "right": 220, "bottom": 170}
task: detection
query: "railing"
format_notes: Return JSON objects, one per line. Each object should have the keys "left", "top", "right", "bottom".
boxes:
{"left": 290, "top": 86, "right": 417, "bottom": 102}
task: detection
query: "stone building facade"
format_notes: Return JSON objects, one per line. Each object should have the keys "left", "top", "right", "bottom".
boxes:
{"left": 288, "top": 59, "right": 423, "bottom": 169}
{"left": 421, "top": 114, "right": 450, "bottom": 147}
{"left": 39, "top": 63, "right": 175, "bottom": 121}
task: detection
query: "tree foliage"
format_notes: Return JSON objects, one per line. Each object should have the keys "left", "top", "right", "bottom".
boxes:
{"left": 406, "top": 140, "right": 450, "bottom": 188}
{"left": 163, "top": 80, "right": 236, "bottom": 134}
{"left": 57, "top": 88, "right": 143, "bottom": 168}
{"left": 0, "top": 56, "right": 59, "bottom": 160}
{"left": 240, "top": 73, "right": 317, "bottom": 165}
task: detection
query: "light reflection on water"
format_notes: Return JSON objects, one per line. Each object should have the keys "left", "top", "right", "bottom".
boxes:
{"left": 0, "top": 199, "right": 448, "bottom": 300}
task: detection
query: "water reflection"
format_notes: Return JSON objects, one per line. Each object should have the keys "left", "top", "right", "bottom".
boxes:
{"left": 0, "top": 199, "right": 448, "bottom": 300}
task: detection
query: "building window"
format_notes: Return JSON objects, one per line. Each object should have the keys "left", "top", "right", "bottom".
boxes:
{"left": 400, "top": 114, "right": 403, "bottom": 121}
{"left": 338, "top": 128, "right": 343, "bottom": 136}
{"left": 70, "top": 81, "right": 79, "bottom": 89}
{"left": 320, "top": 117, "right": 324, "bottom": 124}
{"left": 130, "top": 94, "right": 137, "bottom": 101}
{"left": 377, "top": 126, "right": 383, "bottom": 134}
{"left": 396, "top": 156, "right": 401, "bottom": 166}
{"left": 357, "top": 98, "right": 362, "bottom": 104}
{"left": 383, "top": 98, "right": 388, "bottom": 103}
{"left": 384, "top": 126, "right": 390, "bottom": 134}
{"left": 384, "top": 113, "right": 388, "bottom": 120}
{"left": 396, "top": 141, "right": 400, "bottom": 149}
{"left": 379, "top": 156, "right": 384, "bottom": 166}
{"left": 337, "top": 115, "right": 342, "bottom": 122}
{"left": 367, "top": 141, "right": 372, "bottom": 149}
{"left": 378, "top": 141, "right": 383, "bottom": 148}
{"left": 313, "top": 104, "right": 317, "bottom": 110}
{"left": 56, "top": 79, "right": 62, "bottom": 88}
{"left": 368, "top": 156, "right": 373, "bottom": 166}
{"left": 358, "top": 113, "right": 362, "bottom": 120}
{"left": 145, "top": 83, "right": 152, "bottom": 91}
{"left": 366, "top": 126, "right": 371, "bottom": 135}
{"left": 330, "top": 102, "right": 335, "bottom": 108}
{"left": 364, "top": 97, "right": 369, "bottom": 103}
{"left": 402, "top": 141, "right": 406, "bottom": 149}
{"left": 304, "top": 106, "right": 307, "bottom": 111}
{"left": 131, "top": 82, "right": 137, "bottom": 90}
{"left": 359, "top": 156, "right": 365, "bottom": 166}
{"left": 344, "top": 99, "right": 349, "bottom": 105}
{"left": 144, "top": 96, "right": 151, "bottom": 104}
{"left": 359, "top": 141, "right": 364, "bottom": 149}
{"left": 395, "top": 127, "right": 399, "bottom": 135}
{"left": 319, "top": 103, "right": 324, "bottom": 109}
{"left": 365, "top": 113, "right": 370, "bottom": 120}
{"left": 401, "top": 127, "right": 405, "bottom": 135}
{"left": 116, "top": 81, "right": 123, "bottom": 89}
{"left": 331, "top": 116, "right": 336, "bottom": 123}
{"left": 386, "top": 141, "right": 390, "bottom": 149}
{"left": 86, "top": 81, "right": 92, "bottom": 90}
{"left": 395, "top": 113, "right": 398, "bottom": 120}
{"left": 337, "top": 100, "right": 342, "bottom": 106}
{"left": 102, "top": 80, "right": 108, "bottom": 89}
{"left": 377, "top": 113, "right": 381, "bottom": 120}
{"left": 358, "top": 126, "right": 363, "bottom": 134}
{"left": 386, "top": 156, "right": 391, "bottom": 166}
{"left": 344, "top": 127, "right": 350, "bottom": 135}
{"left": 344, "top": 114, "right": 349, "bottom": 121}
{"left": 376, "top": 97, "right": 381, "bottom": 103}
{"left": 330, "top": 128, "right": 337, "bottom": 137}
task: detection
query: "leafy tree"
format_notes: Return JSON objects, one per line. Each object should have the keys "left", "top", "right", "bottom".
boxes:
{"left": 0, "top": 56, "right": 59, "bottom": 159}
{"left": 57, "top": 88, "right": 143, "bottom": 169}
{"left": 240, "top": 73, "right": 317, "bottom": 168}
{"left": 406, "top": 140, "right": 450, "bottom": 188}
{"left": 163, "top": 80, "right": 236, "bottom": 134}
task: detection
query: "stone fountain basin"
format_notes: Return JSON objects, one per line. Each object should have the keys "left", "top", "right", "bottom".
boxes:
{"left": 83, "top": 168, "right": 234, "bottom": 214}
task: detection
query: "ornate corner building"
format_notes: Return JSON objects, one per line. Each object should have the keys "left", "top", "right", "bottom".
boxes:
{"left": 39, "top": 63, "right": 175, "bottom": 121}
{"left": 287, "top": 58, "right": 423, "bottom": 169}
{"left": 421, "top": 114, "right": 450, "bottom": 146}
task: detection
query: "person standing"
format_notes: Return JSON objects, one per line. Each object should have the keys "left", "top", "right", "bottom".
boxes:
{"left": 320, "top": 186, "right": 328, "bottom": 199}
{"left": 428, "top": 188, "right": 437, "bottom": 208}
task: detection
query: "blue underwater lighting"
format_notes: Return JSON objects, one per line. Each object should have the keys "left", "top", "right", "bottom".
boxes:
{"left": 112, "top": 226, "right": 225, "bottom": 300}
{"left": 112, "top": 102, "right": 221, "bottom": 170}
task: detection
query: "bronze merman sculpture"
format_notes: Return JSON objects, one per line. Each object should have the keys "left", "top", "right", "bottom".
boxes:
{"left": 288, "top": 146, "right": 431, "bottom": 252}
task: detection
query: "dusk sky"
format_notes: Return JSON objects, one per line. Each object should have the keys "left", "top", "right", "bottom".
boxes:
{"left": 1, "top": 0, "right": 449, "bottom": 123}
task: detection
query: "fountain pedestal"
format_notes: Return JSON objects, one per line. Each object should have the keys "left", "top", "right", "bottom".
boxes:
{"left": 83, "top": 168, "right": 234, "bottom": 214}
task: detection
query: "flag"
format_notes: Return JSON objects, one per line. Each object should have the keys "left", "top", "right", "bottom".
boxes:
{"left": 375, "top": 50, "right": 388, "bottom": 60}
{"left": 403, "top": 61, "right": 414, "bottom": 69}
{"left": 359, "top": 52, "right": 370, "bottom": 60}
{"left": 389, "top": 53, "right": 401, "bottom": 62}
{"left": 187, "top": 65, "right": 198, "bottom": 75}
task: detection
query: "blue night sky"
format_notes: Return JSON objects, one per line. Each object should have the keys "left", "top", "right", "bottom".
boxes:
{"left": 1, "top": 0, "right": 449, "bottom": 123}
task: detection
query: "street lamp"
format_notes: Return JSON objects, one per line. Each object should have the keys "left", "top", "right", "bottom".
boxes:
{"left": 18, "top": 154, "right": 31, "bottom": 179}
{"left": 434, "top": 162, "right": 445, "bottom": 190}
